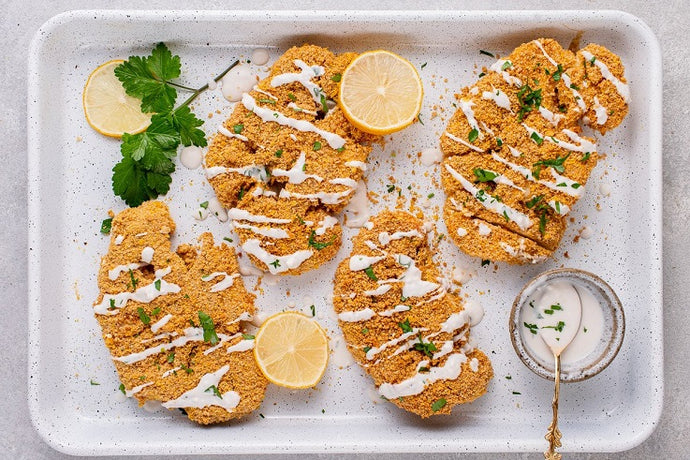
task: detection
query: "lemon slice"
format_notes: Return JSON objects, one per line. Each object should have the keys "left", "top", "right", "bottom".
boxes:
{"left": 338, "top": 50, "right": 423, "bottom": 135}
{"left": 82, "top": 60, "right": 152, "bottom": 138}
{"left": 253, "top": 312, "right": 329, "bottom": 389}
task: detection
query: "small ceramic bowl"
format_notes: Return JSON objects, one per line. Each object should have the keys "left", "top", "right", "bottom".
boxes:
{"left": 509, "top": 268, "right": 625, "bottom": 382}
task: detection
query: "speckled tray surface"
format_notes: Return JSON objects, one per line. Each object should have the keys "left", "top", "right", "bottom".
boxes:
{"left": 27, "top": 10, "right": 662, "bottom": 456}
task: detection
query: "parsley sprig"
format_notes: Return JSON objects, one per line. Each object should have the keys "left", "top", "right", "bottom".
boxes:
{"left": 112, "top": 43, "right": 239, "bottom": 207}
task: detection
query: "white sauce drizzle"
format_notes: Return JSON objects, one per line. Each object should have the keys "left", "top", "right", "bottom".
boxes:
{"left": 125, "top": 382, "right": 153, "bottom": 398}
{"left": 206, "top": 164, "right": 268, "bottom": 181}
{"left": 444, "top": 164, "right": 533, "bottom": 230}
{"left": 180, "top": 146, "right": 204, "bottom": 169}
{"left": 141, "top": 247, "right": 154, "bottom": 264}
{"left": 539, "top": 106, "right": 565, "bottom": 127}
{"left": 234, "top": 222, "right": 289, "bottom": 239}
{"left": 469, "top": 357, "right": 480, "bottom": 372}
{"left": 150, "top": 313, "right": 173, "bottom": 333}
{"left": 477, "top": 222, "right": 492, "bottom": 236}
{"left": 378, "top": 353, "right": 467, "bottom": 399}
{"left": 95, "top": 266, "right": 180, "bottom": 315}
{"left": 343, "top": 181, "right": 370, "bottom": 228}
{"left": 227, "top": 208, "right": 291, "bottom": 224}
{"left": 221, "top": 65, "right": 257, "bottom": 102}
{"left": 592, "top": 96, "right": 609, "bottom": 125}
{"left": 444, "top": 131, "right": 485, "bottom": 153}
{"left": 218, "top": 125, "right": 249, "bottom": 142}
{"left": 581, "top": 50, "right": 630, "bottom": 102}
{"left": 315, "top": 216, "right": 338, "bottom": 236}
{"left": 108, "top": 262, "right": 144, "bottom": 281}
{"left": 241, "top": 239, "right": 313, "bottom": 274}
{"left": 201, "top": 272, "right": 240, "bottom": 292}
{"left": 329, "top": 177, "right": 358, "bottom": 188}
{"left": 482, "top": 87, "right": 512, "bottom": 111}
{"left": 242, "top": 93, "right": 345, "bottom": 149}
{"left": 349, "top": 255, "right": 385, "bottom": 271}
{"left": 378, "top": 229, "right": 422, "bottom": 246}
{"left": 363, "top": 284, "right": 392, "bottom": 296}
{"left": 278, "top": 187, "right": 353, "bottom": 205}
{"left": 489, "top": 59, "right": 522, "bottom": 86}
{"left": 344, "top": 160, "right": 367, "bottom": 171}
{"left": 288, "top": 102, "right": 318, "bottom": 116}
{"left": 459, "top": 99, "right": 482, "bottom": 138}
{"left": 114, "top": 235, "right": 124, "bottom": 245}
{"left": 226, "top": 338, "right": 255, "bottom": 353}
{"left": 162, "top": 365, "right": 240, "bottom": 412}
{"left": 271, "top": 59, "right": 326, "bottom": 105}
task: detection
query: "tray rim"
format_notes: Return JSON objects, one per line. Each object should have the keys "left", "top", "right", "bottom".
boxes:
{"left": 27, "top": 8, "right": 664, "bottom": 455}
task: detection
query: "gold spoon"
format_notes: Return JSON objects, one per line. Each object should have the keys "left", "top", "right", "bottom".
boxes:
{"left": 534, "top": 283, "right": 583, "bottom": 460}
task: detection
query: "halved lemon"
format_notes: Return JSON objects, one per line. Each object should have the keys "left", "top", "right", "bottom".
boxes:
{"left": 338, "top": 50, "right": 423, "bottom": 135}
{"left": 82, "top": 60, "right": 152, "bottom": 138}
{"left": 253, "top": 312, "right": 329, "bottom": 389}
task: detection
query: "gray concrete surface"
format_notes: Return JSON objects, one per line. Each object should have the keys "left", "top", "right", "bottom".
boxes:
{"left": 2, "top": 0, "right": 687, "bottom": 458}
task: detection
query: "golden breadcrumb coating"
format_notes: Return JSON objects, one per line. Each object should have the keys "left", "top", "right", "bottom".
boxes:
{"left": 206, "top": 45, "right": 380, "bottom": 275}
{"left": 94, "top": 201, "right": 267, "bottom": 425}
{"left": 333, "top": 210, "right": 492, "bottom": 417}
{"left": 440, "top": 38, "right": 628, "bottom": 264}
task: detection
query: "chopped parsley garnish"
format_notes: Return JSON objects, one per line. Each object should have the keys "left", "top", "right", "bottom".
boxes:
{"left": 310, "top": 305, "right": 316, "bottom": 317}
{"left": 167, "top": 352, "right": 175, "bottom": 363}
{"left": 313, "top": 141, "right": 322, "bottom": 151}
{"left": 108, "top": 298, "right": 116, "bottom": 310}
{"left": 242, "top": 333, "right": 255, "bottom": 340}
{"left": 364, "top": 266, "right": 378, "bottom": 281}
{"left": 112, "top": 43, "right": 237, "bottom": 207}
{"left": 479, "top": 50, "right": 495, "bottom": 58}
{"left": 336, "top": 146, "right": 345, "bottom": 152}
{"left": 478, "top": 72, "right": 486, "bottom": 78}
{"left": 90, "top": 379, "right": 100, "bottom": 386}
{"left": 417, "top": 113, "right": 424, "bottom": 125}
{"left": 180, "top": 364, "right": 194, "bottom": 374}
{"left": 524, "top": 322, "right": 539, "bottom": 335}
{"left": 119, "top": 383, "right": 126, "bottom": 394}
{"left": 530, "top": 131, "right": 543, "bottom": 145}
{"left": 223, "top": 237, "right": 233, "bottom": 243}
{"left": 398, "top": 318, "right": 413, "bottom": 333}
{"left": 428, "top": 193, "right": 435, "bottom": 199}
{"left": 361, "top": 327, "right": 369, "bottom": 335}
{"left": 513, "top": 391, "right": 522, "bottom": 395}
{"left": 237, "top": 187, "right": 245, "bottom": 200}
{"left": 584, "top": 327, "right": 588, "bottom": 333}
{"left": 589, "top": 56, "right": 597, "bottom": 66}
{"left": 233, "top": 124, "right": 244, "bottom": 134}
{"left": 363, "top": 346, "right": 372, "bottom": 353}
{"left": 501, "top": 60, "right": 513, "bottom": 71}
{"left": 137, "top": 307, "right": 151, "bottom": 324}
{"left": 270, "top": 259, "right": 281, "bottom": 268}
{"left": 503, "top": 210, "right": 510, "bottom": 221}
{"left": 308, "top": 231, "right": 335, "bottom": 250}
{"left": 418, "top": 366, "right": 430, "bottom": 372}
{"left": 198, "top": 311, "right": 219, "bottom": 345}
{"left": 421, "top": 62, "right": 427, "bottom": 69}
{"left": 533, "top": 153, "right": 570, "bottom": 173}
{"left": 525, "top": 195, "right": 544, "bottom": 209}
{"left": 475, "top": 189, "right": 487, "bottom": 202}
{"left": 413, "top": 334, "right": 438, "bottom": 357}
{"left": 481, "top": 259, "right": 491, "bottom": 267}
{"left": 258, "top": 98, "right": 276, "bottom": 104}
{"left": 552, "top": 64, "right": 564, "bottom": 81}
{"left": 496, "top": 137, "right": 503, "bottom": 147}
{"left": 516, "top": 84, "right": 542, "bottom": 121}
{"left": 274, "top": 149, "right": 283, "bottom": 158}
{"left": 473, "top": 168, "right": 498, "bottom": 182}
{"left": 128, "top": 269, "right": 139, "bottom": 290}
{"left": 555, "top": 201, "right": 561, "bottom": 214}
{"left": 431, "top": 398, "right": 447, "bottom": 412}
{"left": 100, "top": 218, "right": 113, "bottom": 234}
{"left": 319, "top": 94, "right": 329, "bottom": 114}
{"left": 542, "top": 321, "right": 566, "bottom": 332}
{"left": 468, "top": 128, "right": 479, "bottom": 143}
{"left": 570, "top": 83, "right": 580, "bottom": 90}
{"left": 386, "top": 184, "right": 396, "bottom": 193}
{"left": 205, "top": 385, "right": 223, "bottom": 399}
{"left": 505, "top": 375, "right": 512, "bottom": 380}
{"left": 331, "top": 73, "right": 342, "bottom": 82}
{"left": 199, "top": 201, "right": 209, "bottom": 209}
{"left": 539, "top": 210, "right": 548, "bottom": 237}
{"left": 558, "top": 104, "right": 567, "bottom": 113}
{"left": 571, "top": 183, "right": 581, "bottom": 189}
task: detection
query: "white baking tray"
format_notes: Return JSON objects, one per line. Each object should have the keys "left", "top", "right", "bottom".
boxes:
{"left": 27, "top": 10, "right": 662, "bottom": 455}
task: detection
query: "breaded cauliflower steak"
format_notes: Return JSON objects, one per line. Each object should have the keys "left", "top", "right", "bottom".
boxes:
{"left": 333, "top": 211, "right": 493, "bottom": 417}
{"left": 440, "top": 38, "right": 629, "bottom": 264}
{"left": 93, "top": 201, "right": 267, "bottom": 424}
{"left": 206, "top": 44, "right": 380, "bottom": 275}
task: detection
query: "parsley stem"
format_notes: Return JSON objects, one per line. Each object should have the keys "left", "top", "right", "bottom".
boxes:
{"left": 177, "top": 59, "right": 240, "bottom": 109}
{"left": 166, "top": 81, "right": 198, "bottom": 92}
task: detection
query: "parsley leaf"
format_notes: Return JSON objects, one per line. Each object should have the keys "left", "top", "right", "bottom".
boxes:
{"left": 137, "top": 307, "right": 151, "bottom": 325}
{"left": 198, "top": 311, "right": 219, "bottom": 345}
{"left": 533, "top": 153, "right": 570, "bottom": 174}
{"left": 473, "top": 168, "right": 498, "bottom": 182}
{"left": 364, "top": 266, "right": 378, "bottom": 281}
{"left": 169, "top": 106, "right": 207, "bottom": 147}
{"left": 205, "top": 385, "right": 223, "bottom": 399}
{"left": 100, "top": 218, "right": 112, "bottom": 234}
{"left": 413, "top": 334, "right": 438, "bottom": 357}
{"left": 431, "top": 398, "right": 447, "bottom": 412}
{"left": 308, "top": 231, "right": 335, "bottom": 250}
{"left": 398, "top": 319, "right": 413, "bottom": 333}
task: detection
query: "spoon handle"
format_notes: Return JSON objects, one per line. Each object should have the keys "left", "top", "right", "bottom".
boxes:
{"left": 544, "top": 353, "right": 563, "bottom": 460}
